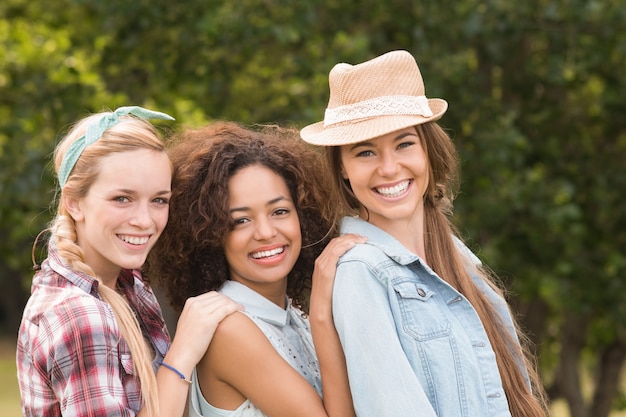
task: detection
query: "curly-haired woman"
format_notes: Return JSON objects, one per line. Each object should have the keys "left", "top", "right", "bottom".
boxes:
{"left": 149, "top": 121, "right": 364, "bottom": 417}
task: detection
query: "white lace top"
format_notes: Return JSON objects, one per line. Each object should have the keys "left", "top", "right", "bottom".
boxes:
{"left": 189, "top": 281, "right": 321, "bottom": 417}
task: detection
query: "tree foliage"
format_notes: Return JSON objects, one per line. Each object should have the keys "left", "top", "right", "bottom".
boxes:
{"left": 1, "top": 0, "right": 624, "bottom": 415}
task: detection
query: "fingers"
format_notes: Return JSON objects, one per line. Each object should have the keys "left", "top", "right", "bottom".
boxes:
{"left": 328, "top": 233, "right": 367, "bottom": 253}
{"left": 311, "top": 234, "right": 366, "bottom": 294}
{"left": 316, "top": 234, "right": 367, "bottom": 268}
{"left": 168, "top": 292, "right": 243, "bottom": 368}
{"left": 180, "top": 291, "right": 243, "bottom": 324}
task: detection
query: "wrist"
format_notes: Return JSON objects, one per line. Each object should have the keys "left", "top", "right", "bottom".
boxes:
{"left": 162, "top": 345, "right": 195, "bottom": 378}
{"left": 308, "top": 306, "right": 333, "bottom": 324}
{"left": 158, "top": 361, "right": 192, "bottom": 384}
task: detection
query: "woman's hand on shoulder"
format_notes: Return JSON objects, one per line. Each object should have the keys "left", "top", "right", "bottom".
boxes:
{"left": 310, "top": 234, "right": 366, "bottom": 323}
{"left": 167, "top": 291, "right": 243, "bottom": 374}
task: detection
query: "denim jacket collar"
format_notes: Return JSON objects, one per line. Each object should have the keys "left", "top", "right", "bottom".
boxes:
{"left": 340, "top": 216, "right": 423, "bottom": 266}
{"left": 340, "top": 216, "right": 482, "bottom": 269}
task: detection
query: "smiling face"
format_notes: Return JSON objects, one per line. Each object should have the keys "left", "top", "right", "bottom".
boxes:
{"left": 223, "top": 164, "right": 301, "bottom": 304}
{"left": 340, "top": 127, "right": 429, "bottom": 230}
{"left": 66, "top": 149, "right": 172, "bottom": 284}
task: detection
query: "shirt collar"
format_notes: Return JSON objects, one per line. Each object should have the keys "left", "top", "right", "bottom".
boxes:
{"left": 340, "top": 216, "right": 421, "bottom": 265}
{"left": 44, "top": 239, "right": 171, "bottom": 356}
{"left": 47, "top": 239, "right": 138, "bottom": 296}
{"left": 339, "top": 216, "right": 482, "bottom": 267}
{"left": 220, "top": 281, "right": 289, "bottom": 327}
{"left": 46, "top": 240, "right": 99, "bottom": 296}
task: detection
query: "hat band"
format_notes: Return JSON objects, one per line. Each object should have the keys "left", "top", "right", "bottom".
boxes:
{"left": 323, "top": 95, "right": 433, "bottom": 127}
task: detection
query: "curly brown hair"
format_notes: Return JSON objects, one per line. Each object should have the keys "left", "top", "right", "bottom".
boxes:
{"left": 148, "top": 121, "right": 338, "bottom": 312}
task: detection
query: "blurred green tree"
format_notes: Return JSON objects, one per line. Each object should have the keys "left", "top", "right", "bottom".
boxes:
{"left": 1, "top": 0, "right": 624, "bottom": 416}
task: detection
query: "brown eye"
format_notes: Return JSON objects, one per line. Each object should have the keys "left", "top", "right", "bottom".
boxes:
{"left": 356, "top": 150, "right": 375, "bottom": 157}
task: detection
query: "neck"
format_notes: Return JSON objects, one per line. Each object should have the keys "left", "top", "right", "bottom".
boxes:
{"left": 388, "top": 221, "right": 427, "bottom": 259}
{"left": 363, "top": 209, "right": 427, "bottom": 260}
{"left": 99, "top": 275, "right": 120, "bottom": 291}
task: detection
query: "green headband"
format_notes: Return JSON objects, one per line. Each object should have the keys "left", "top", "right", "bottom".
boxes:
{"left": 58, "top": 106, "right": 175, "bottom": 187}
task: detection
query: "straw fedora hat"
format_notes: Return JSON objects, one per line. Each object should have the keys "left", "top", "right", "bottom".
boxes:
{"left": 300, "top": 50, "right": 448, "bottom": 146}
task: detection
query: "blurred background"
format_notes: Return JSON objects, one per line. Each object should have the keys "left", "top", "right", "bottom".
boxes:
{"left": 1, "top": 0, "right": 624, "bottom": 416}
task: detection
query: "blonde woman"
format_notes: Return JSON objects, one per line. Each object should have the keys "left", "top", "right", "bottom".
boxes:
{"left": 301, "top": 50, "right": 548, "bottom": 417}
{"left": 16, "top": 107, "right": 241, "bottom": 417}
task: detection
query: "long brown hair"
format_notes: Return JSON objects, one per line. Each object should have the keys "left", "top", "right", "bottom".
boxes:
{"left": 50, "top": 113, "right": 166, "bottom": 416}
{"left": 325, "top": 122, "right": 548, "bottom": 417}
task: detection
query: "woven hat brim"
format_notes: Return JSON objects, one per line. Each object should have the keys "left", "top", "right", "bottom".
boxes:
{"left": 301, "top": 98, "right": 448, "bottom": 146}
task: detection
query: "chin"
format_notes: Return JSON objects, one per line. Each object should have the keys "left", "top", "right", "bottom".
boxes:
{"left": 119, "top": 257, "right": 149, "bottom": 270}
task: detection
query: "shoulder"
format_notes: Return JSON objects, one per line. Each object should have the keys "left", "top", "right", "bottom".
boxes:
{"left": 56, "top": 291, "right": 114, "bottom": 327}
{"left": 332, "top": 243, "right": 398, "bottom": 297}
{"left": 31, "top": 289, "right": 117, "bottom": 348}
{"left": 20, "top": 292, "right": 121, "bottom": 373}
{"left": 27, "top": 279, "right": 110, "bottom": 321}
{"left": 338, "top": 242, "right": 398, "bottom": 275}
{"left": 203, "top": 311, "right": 284, "bottom": 380}
{"left": 341, "top": 240, "right": 384, "bottom": 260}
{"left": 211, "top": 311, "right": 268, "bottom": 348}
{"left": 451, "top": 235, "right": 482, "bottom": 266}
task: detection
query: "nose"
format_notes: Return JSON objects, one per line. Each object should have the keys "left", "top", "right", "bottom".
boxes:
{"left": 377, "top": 151, "right": 399, "bottom": 177}
{"left": 253, "top": 217, "right": 277, "bottom": 241}
{"left": 128, "top": 202, "right": 153, "bottom": 229}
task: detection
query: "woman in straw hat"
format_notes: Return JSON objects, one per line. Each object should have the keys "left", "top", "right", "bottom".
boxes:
{"left": 301, "top": 50, "right": 548, "bottom": 417}
{"left": 149, "top": 121, "right": 364, "bottom": 417}
{"left": 17, "top": 107, "right": 242, "bottom": 417}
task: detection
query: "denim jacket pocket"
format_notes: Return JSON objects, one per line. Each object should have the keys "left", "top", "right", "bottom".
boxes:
{"left": 392, "top": 280, "right": 451, "bottom": 341}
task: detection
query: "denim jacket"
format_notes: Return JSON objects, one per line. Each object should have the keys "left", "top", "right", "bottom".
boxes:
{"left": 334, "top": 216, "right": 528, "bottom": 417}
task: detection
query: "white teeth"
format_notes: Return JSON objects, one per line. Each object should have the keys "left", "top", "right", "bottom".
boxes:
{"left": 119, "top": 235, "right": 149, "bottom": 245}
{"left": 376, "top": 181, "right": 410, "bottom": 197}
{"left": 251, "top": 247, "right": 284, "bottom": 259}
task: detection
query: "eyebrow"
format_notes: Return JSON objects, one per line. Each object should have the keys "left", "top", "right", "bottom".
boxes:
{"left": 113, "top": 188, "right": 171, "bottom": 196}
{"left": 348, "top": 131, "right": 419, "bottom": 152}
{"left": 229, "top": 195, "right": 289, "bottom": 214}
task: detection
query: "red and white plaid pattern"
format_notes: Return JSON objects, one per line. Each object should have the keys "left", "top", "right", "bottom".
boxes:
{"left": 17, "top": 242, "right": 170, "bottom": 416}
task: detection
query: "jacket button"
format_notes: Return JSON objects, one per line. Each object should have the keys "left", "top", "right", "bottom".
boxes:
{"left": 416, "top": 287, "right": 426, "bottom": 297}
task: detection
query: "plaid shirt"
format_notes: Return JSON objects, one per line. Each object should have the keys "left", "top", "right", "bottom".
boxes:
{"left": 16, "top": 242, "right": 171, "bottom": 416}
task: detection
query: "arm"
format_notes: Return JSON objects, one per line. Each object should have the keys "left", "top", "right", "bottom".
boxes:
{"left": 309, "top": 234, "right": 366, "bottom": 417}
{"left": 197, "top": 312, "right": 330, "bottom": 417}
{"left": 332, "top": 259, "right": 437, "bottom": 417}
{"left": 144, "top": 291, "right": 242, "bottom": 417}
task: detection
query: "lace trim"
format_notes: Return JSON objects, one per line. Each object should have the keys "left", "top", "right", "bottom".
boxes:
{"left": 324, "top": 95, "right": 433, "bottom": 127}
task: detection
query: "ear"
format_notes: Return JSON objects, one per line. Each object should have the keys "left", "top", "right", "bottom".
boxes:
{"left": 341, "top": 164, "right": 349, "bottom": 180}
{"left": 64, "top": 197, "right": 85, "bottom": 222}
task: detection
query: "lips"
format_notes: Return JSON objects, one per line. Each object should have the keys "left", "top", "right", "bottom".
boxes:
{"left": 375, "top": 180, "right": 411, "bottom": 197}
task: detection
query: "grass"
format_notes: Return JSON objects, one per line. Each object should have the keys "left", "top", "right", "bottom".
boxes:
{"left": 1, "top": 337, "right": 21, "bottom": 417}
{"left": 1, "top": 336, "right": 624, "bottom": 417}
